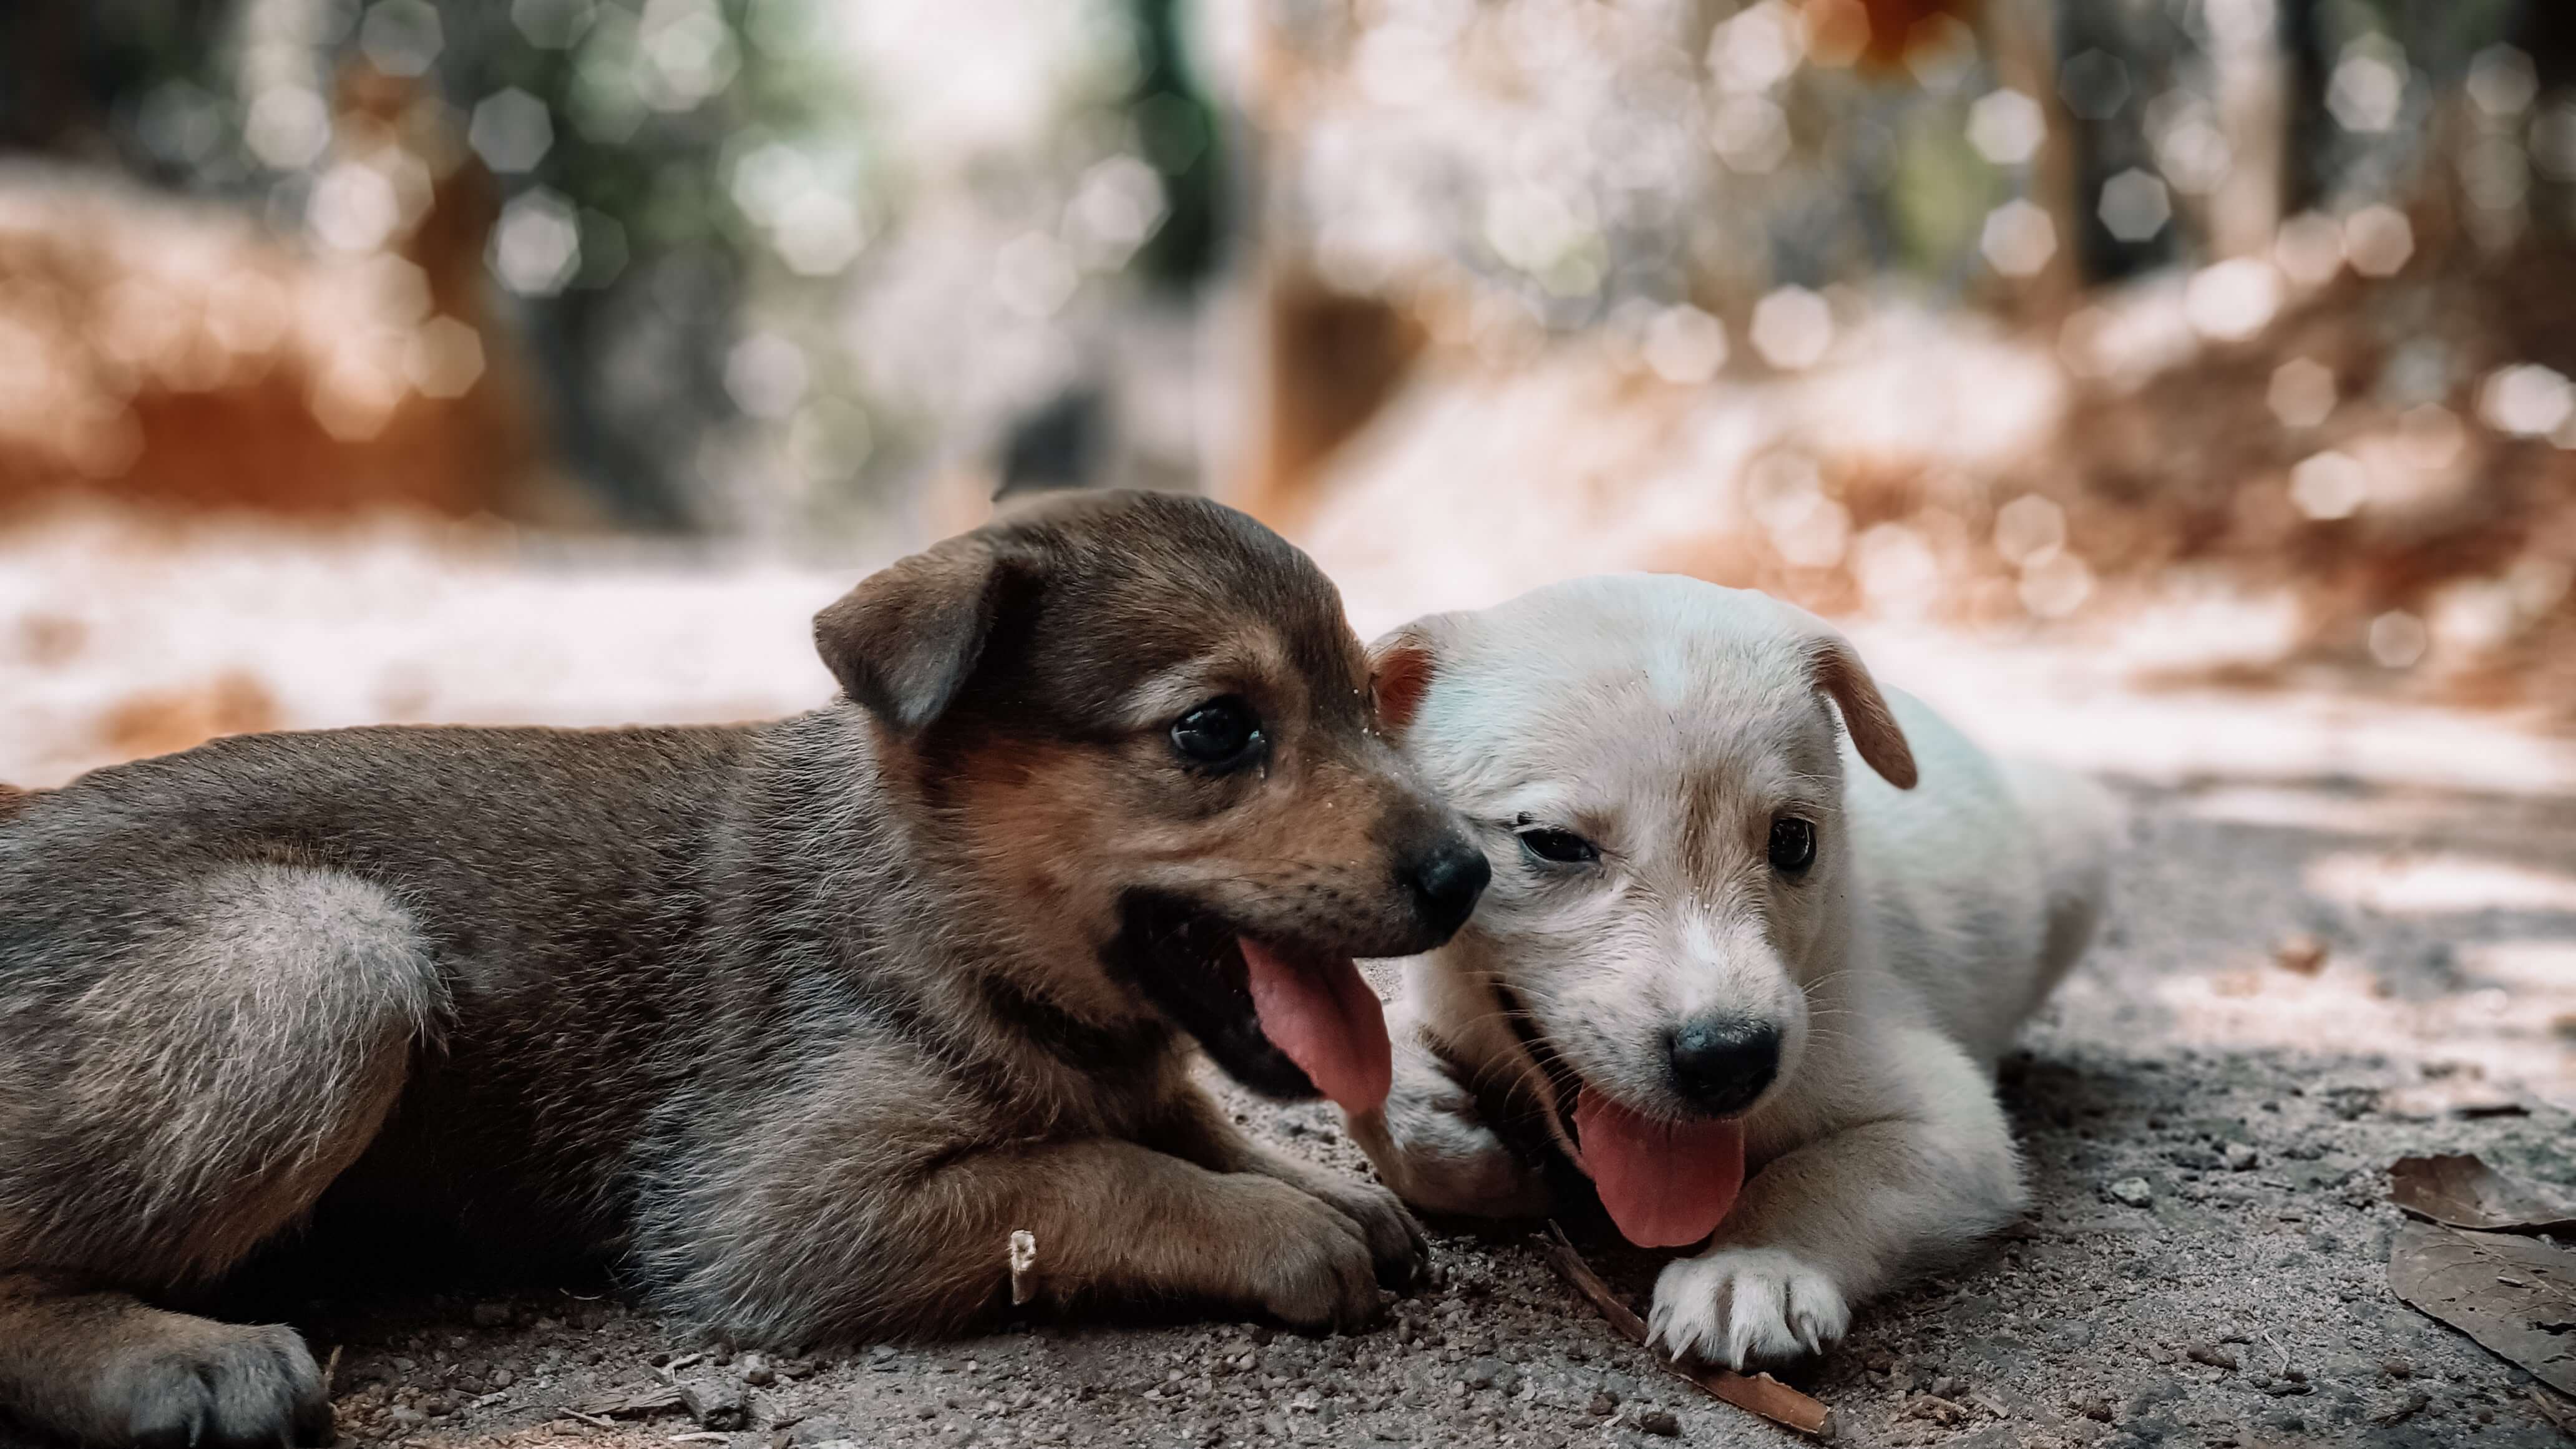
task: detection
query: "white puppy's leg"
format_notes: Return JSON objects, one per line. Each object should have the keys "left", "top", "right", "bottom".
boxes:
{"left": 1345, "top": 1012, "right": 1552, "bottom": 1219}
{"left": 1649, "top": 1027, "right": 2023, "bottom": 1367}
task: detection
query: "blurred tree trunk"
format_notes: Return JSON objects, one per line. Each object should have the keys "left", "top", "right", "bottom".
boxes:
{"left": 2206, "top": 0, "right": 2286, "bottom": 258}
{"left": 1985, "top": 0, "right": 2082, "bottom": 313}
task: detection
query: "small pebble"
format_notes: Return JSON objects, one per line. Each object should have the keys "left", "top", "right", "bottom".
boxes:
{"left": 2225, "top": 1143, "right": 2260, "bottom": 1171}
{"left": 2108, "top": 1177, "right": 2155, "bottom": 1208}
{"left": 1587, "top": 1390, "right": 1618, "bottom": 1418}
{"left": 1631, "top": 1408, "right": 1681, "bottom": 1437}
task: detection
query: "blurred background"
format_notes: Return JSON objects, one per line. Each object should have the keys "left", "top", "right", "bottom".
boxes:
{"left": 2, "top": 0, "right": 2574, "bottom": 787}
{"left": 8, "top": 7, "right": 2576, "bottom": 1419}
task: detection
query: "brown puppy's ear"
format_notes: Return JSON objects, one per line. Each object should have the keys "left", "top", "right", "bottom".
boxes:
{"left": 813, "top": 535, "right": 1023, "bottom": 736}
{"left": 1803, "top": 631, "right": 1918, "bottom": 789}
{"left": 1367, "top": 613, "right": 1459, "bottom": 737}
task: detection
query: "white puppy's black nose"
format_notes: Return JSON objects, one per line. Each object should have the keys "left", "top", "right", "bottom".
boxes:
{"left": 1405, "top": 837, "right": 1491, "bottom": 937}
{"left": 1667, "top": 1017, "right": 1780, "bottom": 1116}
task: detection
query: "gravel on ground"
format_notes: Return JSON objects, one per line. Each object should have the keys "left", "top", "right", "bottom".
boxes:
{"left": 295, "top": 776, "right": 2576, "bottom": 1449}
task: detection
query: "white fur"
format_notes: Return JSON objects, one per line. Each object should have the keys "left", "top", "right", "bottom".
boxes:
{"left": 1347, "top": 575, "right": 2114, "bottom": 1367}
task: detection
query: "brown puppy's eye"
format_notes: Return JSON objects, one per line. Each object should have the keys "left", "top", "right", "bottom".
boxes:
{"left": 1769, "top": 817, "right": 1817, "bottom": 874}
{"left": 1171, "top": 696, "right": 1264, "bottom": 768}
{"left": 1516, "top": 826, "right": 1598, "bottom": 866}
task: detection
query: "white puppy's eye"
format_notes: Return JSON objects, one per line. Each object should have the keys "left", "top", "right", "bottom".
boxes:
{"left": 1769, "top": 816, "right": 1817, "bottom": 874}
{"left": 1515, "top": 822, "right": 1599, "bottom": 866}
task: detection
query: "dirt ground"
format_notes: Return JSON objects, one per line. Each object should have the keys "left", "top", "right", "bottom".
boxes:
{"left": 5, "top": 515, "right": 2572, "bottom": 1448}
{"left": 250, "top": 771, "right": 2570, "bottom": 1449}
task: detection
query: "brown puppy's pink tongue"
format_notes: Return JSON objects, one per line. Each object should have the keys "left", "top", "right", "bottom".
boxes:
{"left": 1571, "top": 1090, "right": 1746, "bottom": 1249}
{"left": 1240, "top": 937, "right": 1393, "bottom": 1115}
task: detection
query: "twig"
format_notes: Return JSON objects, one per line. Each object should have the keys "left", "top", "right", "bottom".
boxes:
{"left": 559, "top": 1410, "right": 617, "bottom": 1431}
{"left": 2530, "top": 1386, "right": 2576, "bottom": 1435}
{"left": 1539, "top": 1222, "right": 1835, "bottom": 1440}
{"left": 666, "top": 1435, "right": 731, "bottom": 1444}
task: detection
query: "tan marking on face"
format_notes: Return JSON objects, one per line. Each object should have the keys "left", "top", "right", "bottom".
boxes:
{"left": 944, "top": 625, "right": 1460, "bottom": 1022}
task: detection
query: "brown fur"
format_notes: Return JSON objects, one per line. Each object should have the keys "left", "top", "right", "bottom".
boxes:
{"left": 1807, "top": 636, "right": 1919, "bottom": 790}
{"left": 1369, "top": 629, "right": 1438, "bottom": 736}
{"left": 0, "top": 490, "right": 1483, "bottom": 1448}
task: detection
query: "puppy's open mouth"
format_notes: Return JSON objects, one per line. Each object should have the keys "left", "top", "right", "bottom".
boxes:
{"left": 1494, "top": 982, "right": 1748, "bottom": 1251}
{"left": 1104, "top": 892, "right": 1393, "bottom": 1114}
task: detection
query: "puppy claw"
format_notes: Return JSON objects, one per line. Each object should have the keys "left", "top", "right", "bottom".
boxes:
{"left": 1240, "top": 1181, "right": 1387, "bottom": 1332}
{"left": 104, "top": 1321, "right": 333, "bottom": 1449}
{"left": 1315, "top": 1178, "right": 1430, "bottom": 1289}
{"left": 1647, "top": 1247, "right": 1850, "bottom": 1371}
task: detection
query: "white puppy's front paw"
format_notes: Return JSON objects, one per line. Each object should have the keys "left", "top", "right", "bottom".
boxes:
{"left": 1368, "top": 1063, "right": 1551, "bottom": 1217}
{"left": 1648, "top": 1247, "right": 1852, "bottom": 1368}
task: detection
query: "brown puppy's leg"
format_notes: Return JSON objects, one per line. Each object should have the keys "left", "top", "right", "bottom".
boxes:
{"left": 1145, "top": 1088, "right": 1428, "bottom": 1287}
{"left": 0, "top": 1274, "right": 334, "bottom": 1449}
{"left": 0, "top": 864, "right": 444, "bottom": 1448}
{"left": 663, "top": 1136, "right": 1397, "bottom": 1344}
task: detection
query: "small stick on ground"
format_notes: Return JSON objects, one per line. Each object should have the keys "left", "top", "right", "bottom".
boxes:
{"left": 559, "top": 1410, "right": 618, "bottom": 1431}
{"left": 1539, "top": 1222, "right": 1835, "bottom": 1440}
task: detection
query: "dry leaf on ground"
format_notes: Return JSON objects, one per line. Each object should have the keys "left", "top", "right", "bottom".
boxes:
{"left": 2386, "top": 1221, "right": 2576, "bottom": 1394}
{"left": 2391, "top": 1154, "right": 2576, "bottom": 1234}
{"left": 2273, "top": 934, "right": 2328, "bottom": 975}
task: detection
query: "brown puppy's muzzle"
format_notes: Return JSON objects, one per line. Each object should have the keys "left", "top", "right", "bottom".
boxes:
{"left": 1103, "top": 783, "right": 1488, "bottom": 1113}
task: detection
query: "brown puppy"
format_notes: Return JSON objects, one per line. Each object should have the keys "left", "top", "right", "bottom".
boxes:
{"left": 0, "top": 490, "right": 1488, "bottom": 1448}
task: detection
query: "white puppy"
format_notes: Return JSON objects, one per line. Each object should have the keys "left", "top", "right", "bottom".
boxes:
{"left": 1345, "top": 575, "right": 2114, "bottom": 1368}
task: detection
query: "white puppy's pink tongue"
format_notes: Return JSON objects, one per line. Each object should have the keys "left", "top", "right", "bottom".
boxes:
{"left": 1240, "top": 937, "right": 1393, "bottom": 1115}
{"left": 1571, "top": 1090, "right": 1747, "bottom": 1249}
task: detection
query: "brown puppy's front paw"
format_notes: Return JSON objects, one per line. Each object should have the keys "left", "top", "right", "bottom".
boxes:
{"left": 1237, "top": 1179, "right": 1384, "bottom": 1331}
{"left": 1303, "top": 1176, "right": 1429, "bottom": 1290}
{"left": 99, "top": 1321, "right": 332, "bottom": 1449}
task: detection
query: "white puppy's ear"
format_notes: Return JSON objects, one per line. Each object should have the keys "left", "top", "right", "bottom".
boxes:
{"left": 1804, "top": 632, "right": 1918, "bottom": 789}
{"left": 1368, "top": 613, "right": 1461, "bottom": 738}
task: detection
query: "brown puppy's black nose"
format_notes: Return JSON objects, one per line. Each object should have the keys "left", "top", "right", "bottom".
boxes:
{"left": 1668, "top": 1017, "right": 1780, "bottom": 1116}
{"left": 1405, "top": 837, "right": 1490, "bottom": 937}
